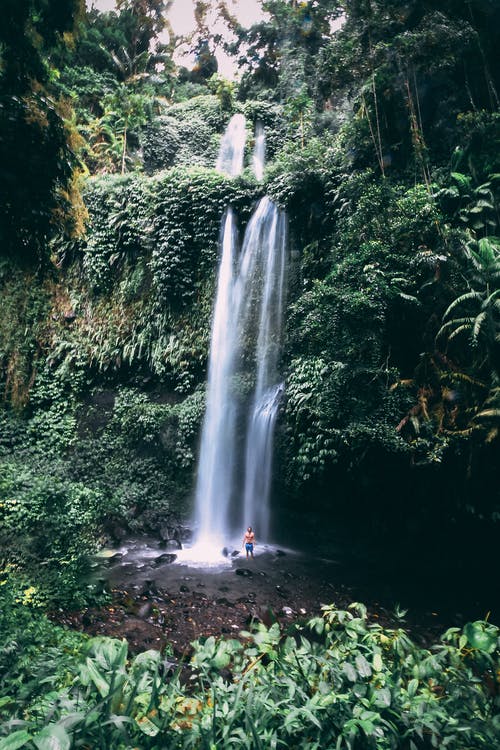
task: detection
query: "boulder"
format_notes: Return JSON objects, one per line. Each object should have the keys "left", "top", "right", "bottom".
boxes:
{"left": 141, "top": 579, "right": 159, "bottom": 596}
{"left": 159, "top": 524, "right": 183, "bottom": 548}
{"left": 275, "top": 585, "right": 290, "bottom": 598}
{"left": 95, "top": 549, "right": 122, "bottom": 563}
{"left": 180, "top": 526, "right": 193, "bottom": 543}
{"left": 235, "top": 568, "right": 253, "bottom": 577}
{"left": 164, "top": 539, "right": 182, "bottom": 551}
{"left": 109, "top": 523, "right": 127, "bottom": 544}
{"left": 159, "top": 525, "right": 171, "bottom": 542}
{"left": 138, "top": 601, "right": 153, "bottom": 618}
{"left": 152, "top": 553, "right": 177, "bottom": 567}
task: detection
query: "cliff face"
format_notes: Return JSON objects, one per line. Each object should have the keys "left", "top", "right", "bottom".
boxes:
{"left": 0, "top": 164, "right": 259, "bottom": 542}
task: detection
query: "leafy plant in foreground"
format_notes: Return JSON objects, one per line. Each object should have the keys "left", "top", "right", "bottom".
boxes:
{"left": 0, "top": 604, "right": 498, "bottom": 749}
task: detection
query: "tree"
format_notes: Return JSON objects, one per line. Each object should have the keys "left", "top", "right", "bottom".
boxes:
{"left": 189, "top": 39, "right": 218, "bottom": 83}
{"left": 315, "top": 0, "right": 500, "bottom": 175}
{"left": 222, "top": 0, "right": 342, "bottom": 100}
{"left": 50, "top": 1, "right": 177, "bottom": 175}
{"left": 80, "top": 87, "right": 148, "bottom": 174}
{"left": 0, "top": 0, "right": 85, "bottom": 266}
{"left": 106, "top": 86, "right": 149, "bottom": 173}
{"left": 54, "top": 1, "right": 174, "bottom": 82}
{"left": 114, "top": 0, "right": 174, "bottom": 79}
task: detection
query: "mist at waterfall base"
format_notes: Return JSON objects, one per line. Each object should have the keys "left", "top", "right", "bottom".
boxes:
{"left": 176, "top": 116, "right": 287, "bottom": 567}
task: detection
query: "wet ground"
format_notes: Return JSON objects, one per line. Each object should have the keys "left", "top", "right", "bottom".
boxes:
{"left": 52, "top": 536, "right": 489, "bottom": 656}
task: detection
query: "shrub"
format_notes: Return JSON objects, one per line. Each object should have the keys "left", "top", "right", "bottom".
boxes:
{"left": 0, "top": 574, "right": 88, "bottom": 721}
{"left": 0, "top": 462, "right": 104, "bottom": 606}
{"left": 142, "top": 116, "right": 182, "bottom": 173}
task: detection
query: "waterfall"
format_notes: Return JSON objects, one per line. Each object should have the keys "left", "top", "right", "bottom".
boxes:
{"left": 241, "top": 198, "right": 287, "bottom": 539}
{"left": 243, "top": 383, "right": 284, "bottom": 540}
{"left": 252, "top": 121, "right": 266, "bottom": 181}
{"left": 193, "top": 209, "right": 240, "bottom": 548}
{"left": 192, "top": 116, "right": 287, "bottom": 558}
{"left": 216, "top": 113, "right": 246, "bottom": 177}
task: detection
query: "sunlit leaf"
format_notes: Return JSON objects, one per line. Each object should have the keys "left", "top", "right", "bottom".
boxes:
{"left": 464, "top": 621, "right": 498, "bottom": 653}
{"left": 33, "top": 725, "right": 71, "bottom": 750}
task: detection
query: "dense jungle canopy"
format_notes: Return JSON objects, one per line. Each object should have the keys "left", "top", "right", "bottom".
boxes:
{"left": 0, "top": 1, "right": 499, "bottom": 748}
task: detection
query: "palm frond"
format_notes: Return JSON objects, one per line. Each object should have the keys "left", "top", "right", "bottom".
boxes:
{"left": 443, "top": 291, "right": 481, "bottom": 319}
{"left": 442, "top": 372, "right": 487, "bottom": 388}
{"left": 472, "top": 311, "right": 487, "bottom": 344}
{"left": 448, "top": 323, "right": 473, "bottom": 342}
{"left": 474, "top": 408, "right": 500, "bottom": 420}
{"left": 436, "top": 318, "right": 471, "bottom": 340}
{"left": 450, "top": 172, "right": 471, "bottom": 189}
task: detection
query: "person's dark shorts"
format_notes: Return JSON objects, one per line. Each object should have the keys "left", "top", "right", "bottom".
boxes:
{"left": 245, "top": 543, "right": 253, "bottom": 552}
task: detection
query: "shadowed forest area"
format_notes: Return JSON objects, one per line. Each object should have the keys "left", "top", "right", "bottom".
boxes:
{"left": 0, "top": 1, "right": 499, "bottom": 747}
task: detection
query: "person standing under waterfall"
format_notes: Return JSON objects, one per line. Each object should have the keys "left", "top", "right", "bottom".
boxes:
{"left": 243, "top": 527, "right": 255, "bottom": 559}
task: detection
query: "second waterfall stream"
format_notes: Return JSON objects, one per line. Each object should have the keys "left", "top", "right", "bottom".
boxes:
{"left": 192, "top": 115, "right": 288, "bottom": 560}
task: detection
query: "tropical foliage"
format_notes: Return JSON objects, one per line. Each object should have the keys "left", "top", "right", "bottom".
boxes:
{"left": 0, "top": 602, "right": 499, "bottom": 749}
{"left": 0, "top": 1, "right": 499, "bottom": 745}
{"left": 0, "top": 0, "right": 498, "bottom": 559}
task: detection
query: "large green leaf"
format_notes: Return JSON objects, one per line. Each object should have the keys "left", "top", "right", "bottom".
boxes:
{"left": 464, "top": 621, "right": 498, "bottom": 653}
{"left": 136, "top": 715, "right": 160, "bottom": 737}
{"left": 343, "top": 662, "right": 357, "bottom": 682}
{"left": 213, "top": 651, "right": 231, "bottom": 669}
{"left": 85, "top": 657, "right": 110, "bottom": 697}
{"left": 33, "top": 725, "right": 71, "bottom": 750}
{"left": 355, "top": 654, "right": 372, "bottom": 678}
{"left": 57, "top": 713, "right": 86, "bottom": 731}
{"left": 0, "top": 731, "right": 33, "bottom": 750}
{"left": 451, "top": 172, "right": 471, "bottom": 189}
{"left": 88, "top": 637, "right": 128, "bottom": 672}
{"left": 131, "top": 649, "right": 161, "bottom": 671}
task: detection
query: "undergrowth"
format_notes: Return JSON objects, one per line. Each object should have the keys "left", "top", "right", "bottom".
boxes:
{"left": 0, "top": 602, "right": 498, "bottom": 749}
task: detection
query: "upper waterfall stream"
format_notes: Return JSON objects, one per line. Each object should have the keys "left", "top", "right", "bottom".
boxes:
{"left": 215, "top": 113, "right": 246, "bottom": 177}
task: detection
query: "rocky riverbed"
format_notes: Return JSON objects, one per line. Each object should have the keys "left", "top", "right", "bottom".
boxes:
{"left": 52, "top": 538, "right": 471, "bottom": 656}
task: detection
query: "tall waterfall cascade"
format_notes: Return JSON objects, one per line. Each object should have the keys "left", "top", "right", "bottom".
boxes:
{"left": 192, "top": 115, "right": 287, "bottom": 561}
